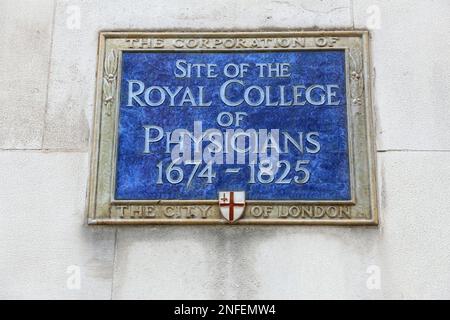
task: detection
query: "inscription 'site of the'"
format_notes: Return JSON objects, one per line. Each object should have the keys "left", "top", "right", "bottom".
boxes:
{"left": 87, "top": 32, "right": 378, "bottom": 225}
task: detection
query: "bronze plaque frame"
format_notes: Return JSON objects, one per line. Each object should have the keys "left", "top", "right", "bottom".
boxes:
{"left": 87, "top": 31, "right": 378, "bottom": 225}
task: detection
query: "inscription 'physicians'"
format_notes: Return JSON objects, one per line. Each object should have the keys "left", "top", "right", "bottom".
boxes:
{"left": 127, "top": 60, "right": 341, "bottom": 107}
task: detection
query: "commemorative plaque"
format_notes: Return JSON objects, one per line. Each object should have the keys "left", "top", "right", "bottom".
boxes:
{"left": 87, "top": 31, "right": 378, "bottom": 225}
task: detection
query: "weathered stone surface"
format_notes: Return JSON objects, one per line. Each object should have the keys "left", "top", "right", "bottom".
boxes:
{"left": 112, "top": 226, "right": 380, "bottom": 299}
{"left": 0, "top": 0, "right": 55, "bottom": 149}
{"left": 376, "top": 151, "right": 450, "bottom": 299}
{"left": 42, "top": 0, "right": 352, "bottom": 150}
{"left": 354, "top": 0, "right": 450, "bottom": 151}
{"left": 0, "top": 151, "right": 115, "bottom": 299}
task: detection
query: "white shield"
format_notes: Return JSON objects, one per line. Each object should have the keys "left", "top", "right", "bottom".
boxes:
{"left": 219, "top": 191, "right": 245, "bottom": 223}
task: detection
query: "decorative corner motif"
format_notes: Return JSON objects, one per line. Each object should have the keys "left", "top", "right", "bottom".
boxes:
{"left": 103, "top": 49, "right": 118, "bottom": 116}
{"left": 349, "top": 47, "right": 364, "bottom": 107}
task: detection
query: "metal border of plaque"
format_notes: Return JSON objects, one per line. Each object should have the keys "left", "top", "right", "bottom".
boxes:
{"left": 87, "top": 31, "right": 378, "bottom": 225}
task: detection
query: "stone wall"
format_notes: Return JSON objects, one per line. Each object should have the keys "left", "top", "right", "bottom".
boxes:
{"left": 1, "top": 0, "right": 449, "bottom": 299}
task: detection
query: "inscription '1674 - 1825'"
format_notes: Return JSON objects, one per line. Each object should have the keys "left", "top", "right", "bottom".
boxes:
{"left": 88, "top": 31, "right": 378, "bottom": 225}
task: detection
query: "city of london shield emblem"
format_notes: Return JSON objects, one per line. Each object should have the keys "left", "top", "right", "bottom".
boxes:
{"left": 219, "top": 191, "right": 246, "bottom": 223}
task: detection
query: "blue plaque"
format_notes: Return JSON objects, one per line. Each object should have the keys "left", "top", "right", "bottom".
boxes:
{"left": 115, "top": 50, "right": 351, "bottom": 201}
{"left": 88, "top": 32, "right": 377, "bottom": 225}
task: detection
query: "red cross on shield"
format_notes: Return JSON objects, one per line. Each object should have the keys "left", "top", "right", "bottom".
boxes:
{"left": 219, "top": 191, "right": 245, "bottom": 223}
